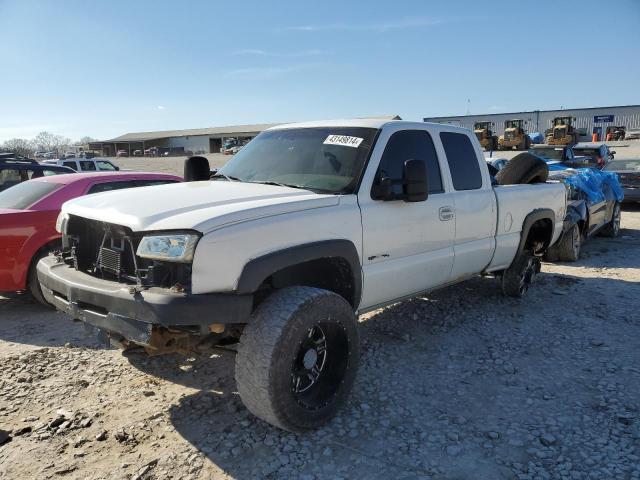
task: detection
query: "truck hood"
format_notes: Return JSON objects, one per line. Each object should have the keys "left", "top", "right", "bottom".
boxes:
{"left": 61, "top": 181, "right": 340, "bottom": 233}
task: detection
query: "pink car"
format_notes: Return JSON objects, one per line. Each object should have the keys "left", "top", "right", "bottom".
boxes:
{"left": 0, "top": 171, "right": 182, "bottom": 305}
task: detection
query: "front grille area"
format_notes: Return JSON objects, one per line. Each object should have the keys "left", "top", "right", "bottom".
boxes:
{"left": 62, "top": 215, "right": 192, "bottom": 290}
{"left": 553, "top": 128, "right": 565, "bottom": 139}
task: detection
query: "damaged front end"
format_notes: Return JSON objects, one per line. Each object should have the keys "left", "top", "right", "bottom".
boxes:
{"left": 37, "top": 215, "right": 252, "bottom": 355}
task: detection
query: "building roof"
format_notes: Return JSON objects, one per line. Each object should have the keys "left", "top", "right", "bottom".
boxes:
{"left": 424, "top": 105, "right": 640, "bottom": 120}
{"left": 102, "top": 123, "right": 280, "bottom": 142}
{"left": 99, "top": 116, "right": 402, "bottom": 143}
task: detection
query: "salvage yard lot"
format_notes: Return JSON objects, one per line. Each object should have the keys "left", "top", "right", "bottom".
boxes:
{"left": 1, "top": 207, "right": 639, "bottom": 478}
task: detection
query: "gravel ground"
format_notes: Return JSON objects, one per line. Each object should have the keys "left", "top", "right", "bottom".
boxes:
{"left": 1, "top": 205, "right": 639, "bottom": 479}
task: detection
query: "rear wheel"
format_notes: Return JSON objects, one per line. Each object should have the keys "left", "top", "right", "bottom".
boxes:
{"left": 599, "top": 203, "right": 621, "bottom": 237}
{"left": 235, "top": 286, "right": 359, "bottom": 432}
{"left": 546, "top": 224, "right": 581, "bottom": 261}
{"left": 502, "top": 252, "right": 540, "bottom": 298}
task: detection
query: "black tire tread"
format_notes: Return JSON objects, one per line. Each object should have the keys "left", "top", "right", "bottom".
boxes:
{"left": 495, "top": 152, "right": 549, "bottom": 185}
{"left": 235, "top": 286, "right": 357, "bottom": 432}
{"left": 546, "top": 224, "right": 580, "bottom": 262}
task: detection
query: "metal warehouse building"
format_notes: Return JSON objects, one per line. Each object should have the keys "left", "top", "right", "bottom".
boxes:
{"left": 91, "top": 122, "right": 279, "bottom": 157}
{"left": 424, "top": 105, "right": 640, "bottom": 141}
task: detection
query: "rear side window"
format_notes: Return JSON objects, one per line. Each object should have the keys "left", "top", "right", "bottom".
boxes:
{"left": 96, "top": 160, "right": 117, "bottom": 171}
{"left": 63, "top": 161, "right": 77, "bottom": 170}
{"left": 87, "top": 181, "right": 135, "bottom": 194}
{"left": 79, "top": 161, "right": 96, "bottom": 171}
{"left": 440, "top": 132, "right": 483, "bottom": 190}
{"left": 374, "top": 130, "right": 443, "bottom": 196}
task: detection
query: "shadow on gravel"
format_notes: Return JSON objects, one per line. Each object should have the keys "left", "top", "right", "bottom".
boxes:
{"left": 0, "top": 294, "right": 104, "bottom": 350}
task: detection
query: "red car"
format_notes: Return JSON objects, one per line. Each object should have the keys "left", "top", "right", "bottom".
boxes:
{"left": 0, "top": 171, "right": 181, "bottom": 305}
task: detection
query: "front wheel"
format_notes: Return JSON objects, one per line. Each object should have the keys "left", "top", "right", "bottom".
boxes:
{"left": 28, "top": 249, "right": 56, "bottom": 307}
{"left": 235, "top": 287, "right": 359, "bottom": 432}
{"left": 502, "top": 253, "right": 541, "bottom": 298}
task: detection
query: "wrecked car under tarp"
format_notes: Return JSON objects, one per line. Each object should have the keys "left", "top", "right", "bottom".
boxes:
{"left": 549, "top": 165, "right": 624, "bottom": 206}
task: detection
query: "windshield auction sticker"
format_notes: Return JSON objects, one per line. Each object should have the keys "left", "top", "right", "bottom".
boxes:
{"left": 323, "top": 135, "right": 364, "bottom": 148}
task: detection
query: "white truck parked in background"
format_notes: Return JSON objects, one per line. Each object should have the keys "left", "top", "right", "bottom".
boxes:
{"left": 38, "top": 119, "right": 567, "bottom": 432}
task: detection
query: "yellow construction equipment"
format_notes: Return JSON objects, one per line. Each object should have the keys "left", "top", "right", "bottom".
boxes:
{"left": 545, "top": 116, "right": 579, "bottom": 145}
{"left": 474, "top": 122, "right": 498, "bottom": 151}
{"left": 498, "top": 119, "right": 530, "bottom": 150}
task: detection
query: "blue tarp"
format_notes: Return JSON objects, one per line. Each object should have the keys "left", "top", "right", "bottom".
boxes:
{"left": 528, "top": 132, "right": 544, "bottom": 144}
{"left": 549, "top": 165, "right": 624, "bottom": 205}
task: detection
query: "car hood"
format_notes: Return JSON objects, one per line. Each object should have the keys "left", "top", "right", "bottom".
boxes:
{"left": 61, "top": 181, "right": 340, "bottom": 233}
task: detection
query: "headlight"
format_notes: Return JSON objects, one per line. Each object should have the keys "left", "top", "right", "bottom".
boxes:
{"left": 136, "top": 233, "right": 199, "bottom": 263}
{"left": 56, "top": 212, "right": 70, "bottom": 234}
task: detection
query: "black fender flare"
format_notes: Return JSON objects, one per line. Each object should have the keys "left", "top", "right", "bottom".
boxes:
{"left": 236, "top": 239, "right": 362, "bottom": 308}
{"left": 516, "top": 208, "right": 555, "bottom": 256}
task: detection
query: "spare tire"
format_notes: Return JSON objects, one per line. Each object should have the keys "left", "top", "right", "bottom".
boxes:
{"left": 487, "top": 163, "right": 499, "bottom": 177}
{"left": 495, "top": 153, "right": 549, "bottom": 185}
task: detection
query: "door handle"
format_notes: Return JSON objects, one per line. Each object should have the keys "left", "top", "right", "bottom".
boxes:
{"left": 439, "top": 206, "right": 455, "bottom": 221}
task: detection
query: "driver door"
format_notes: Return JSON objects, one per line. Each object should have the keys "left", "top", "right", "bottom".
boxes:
{"left": 358, "top": 128, "right": 455, "bottom": 310}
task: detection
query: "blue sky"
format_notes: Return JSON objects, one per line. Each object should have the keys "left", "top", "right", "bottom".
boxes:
{"left": 1, "top": 0, "right": 639, "bottom": 142}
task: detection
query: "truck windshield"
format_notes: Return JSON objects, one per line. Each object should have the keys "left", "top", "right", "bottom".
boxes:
{"left": 218, "top": 127, "right": 379, "bottom": 194}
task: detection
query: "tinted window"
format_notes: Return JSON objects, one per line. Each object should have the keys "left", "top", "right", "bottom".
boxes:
{"left": 0, "top": 181, "right": 61, "bottom": 209}
{"left": 134, "top": 179, "right": 178, "bottom": 187}
{"left": 96, "top": 160, "right": 117, "bottom": 171}
{"left": 87, "top": 181, "right": 135, "bottom": 194}
{"left": 440, "top": 132, "right": 482, "bottom": 190}
{"left": 63, "top": 161, "right": 77, "bottom": 170}
{"left": 79, "top": 161, "right": 96, "bottom": 171}
{"left": 374, "top": 130, "right": 443, "bottom": 196}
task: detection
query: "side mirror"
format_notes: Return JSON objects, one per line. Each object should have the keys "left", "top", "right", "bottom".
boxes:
{"left": 184, "top": 155, "right": 211, "bottom": 181}
{"left": 403, "top": 159, "right": 428, "bottom": 202}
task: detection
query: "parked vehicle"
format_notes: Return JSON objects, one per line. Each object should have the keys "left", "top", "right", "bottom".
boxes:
{"left": 38, "top": 119, "right": 566, "bottom": 432}
{"left": 116, "top": 150, "right": 129, "bottom": 157}
{"left": 0, "top": 172, "right": 181, "bottom": 305}
{"left": 498, "top": 119, "right": 530, "bottom": 150}
{"left": 545, "top": 116, "right": 579, "bottom": 145}
{"left": 1, "top": 158, "right": 75, "bottom": 192}
{"left": 133, "top": 150, "right": 143, "bottom": 156}
{"left": 603, "top": 159, "right": 640, "bottom": 203}
{"left": 572, "top": 143, "right": 614, "bottom": 168}
{"left": 63, "top": 152, "right": 76, "bottom": 159}
{"left": 605, "top": 126, "right": 626, "bottom": 141}
{"left": 473, "top": 121, "right": 498, "bottom": 151}
{"left": 624, "top": 129, "right": 640, "bottom": 140}
{"left": 529, "top": 145, "right": 577, "bottom": 163}
{"left": 79, "top": 151, "right": 96, "bottom": 159}
{"left": 42, "top": 158, "right": 120, "bottom": 172}
{"left": 34, "top": 151, "right": 47, "bottom": 159}
{"left": 546, "top": 168, "right": 622, "bottom": 261}
{"left": 485, "top": 156, "right": 509, "bottom": 172}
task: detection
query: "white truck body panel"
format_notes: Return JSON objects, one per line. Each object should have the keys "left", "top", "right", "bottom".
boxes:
{"left": 58, "top": 119, "right": 567, "bottom": 311}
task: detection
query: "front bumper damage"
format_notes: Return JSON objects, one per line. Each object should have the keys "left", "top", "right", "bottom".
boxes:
{"left": 37, "top": 256, "right": 252, "bottom": 351}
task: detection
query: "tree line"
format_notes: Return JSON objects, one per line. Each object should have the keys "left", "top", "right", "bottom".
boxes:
{"left": 0, "top": 132, "right": 97, "bottom": 157}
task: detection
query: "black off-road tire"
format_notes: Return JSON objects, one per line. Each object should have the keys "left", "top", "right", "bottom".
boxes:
{"left": 235, "top": 286, "right": 359, "bottom": 432}
{"left": 599, "top": 203, "right": 621, "bottom": 238}
{"left": 546, "top": 224, "right": 581, "bottom": 262}
{"left": 495, "top": 153, "right": 549, "bottom": 185}
{"left": 28, "top": 250, "right": 54, "bottom": 307}
{"left": 502, "top": 252, "right": 541, "bottom": 298}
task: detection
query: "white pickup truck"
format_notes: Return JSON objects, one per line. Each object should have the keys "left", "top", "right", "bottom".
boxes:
{"left": 38, "top": 119, "right": 566, "bottom": 432}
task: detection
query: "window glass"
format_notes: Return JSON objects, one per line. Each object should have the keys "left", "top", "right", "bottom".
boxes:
{"left": 87, "top": 181, "right": 133, "bottom": 194}
{"left": 374, "top": 130, "right": 443, "bottom": 196}
{"left": 0, "top": 181, "right": 61, "bottom": 209}
{"left": 219, "top": 127, "right": 378, "bottom": 194}
{"left": 134, "top": 179, "right": 178, "bottom": 187}
{"left": 96, "top": 160, "right": 117, "bottom": 171}
{"left": 440, "top": 132, "right": 482, "bottom": 190}
{"left": 63, "top": 161, "right": 77, "bottom": 170}
{"left": 79, "top": 161, "right": 96, "bottom": 171}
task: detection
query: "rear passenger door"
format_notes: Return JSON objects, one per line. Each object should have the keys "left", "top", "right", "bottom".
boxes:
{"left": 439, "top": 131, "right": 496, "bottom": 280}
{"left": 62, "top": 161, "right": 78, "bottom": 171}
{"left": 79, "top": 160, "right": 97, "bottom": 172}
{"left": 358, "top": 128, "right": 456, "bottom": 309}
